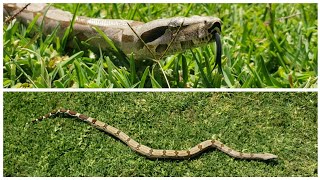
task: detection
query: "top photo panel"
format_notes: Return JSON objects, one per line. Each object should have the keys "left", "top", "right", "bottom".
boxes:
{"left": 3, "top": 3, "right": 317, "bottom": 88}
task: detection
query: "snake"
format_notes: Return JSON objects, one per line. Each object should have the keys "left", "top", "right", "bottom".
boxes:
{"left": 3, "top": 3, "right": 222, "bottom": 71}
{"left": 32, "top": 108, "right": 278, "bottom": 161}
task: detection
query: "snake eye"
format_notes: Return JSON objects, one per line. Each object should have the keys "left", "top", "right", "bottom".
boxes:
{"left": 204, "top": 20, "right": 207, "bottom": 24}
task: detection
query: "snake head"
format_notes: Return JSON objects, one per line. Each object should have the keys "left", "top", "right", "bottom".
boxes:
{"left": 261, "top": 153, "right": 278, "bottom": 160}
{"left": 181, "top": 16, "right": 222, "bottom": 73}
{"left": 177, "top": 16, "right": 221, "bottom": 45}
{"left": 133, "top": 16, "right": 222, "bottom": 60}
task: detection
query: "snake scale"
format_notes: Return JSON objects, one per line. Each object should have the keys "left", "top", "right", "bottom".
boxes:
{"left": 4, "top": 3, "right": 222, "bottom": 71}
{"left": 33, "top": 109, "right": 278, "bottom": 161}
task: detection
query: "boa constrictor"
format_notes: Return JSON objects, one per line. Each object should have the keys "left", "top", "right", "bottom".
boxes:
{"left": 4, "top": 3, "right": 222, "bottom": 70}
{"left": 33, "top": 109, "right": 278, "bottom": 161}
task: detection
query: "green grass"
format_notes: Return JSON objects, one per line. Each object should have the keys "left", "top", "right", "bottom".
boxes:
{"left": 3, "top": 3, "right": 318, "bottom": 88}
{"left": 3, "top": 92, "right": 317, "bottom": 176}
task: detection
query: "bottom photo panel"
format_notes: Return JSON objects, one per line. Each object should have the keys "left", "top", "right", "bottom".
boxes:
{"left": 3, "top": 92, "right": 317, "bottom": 177}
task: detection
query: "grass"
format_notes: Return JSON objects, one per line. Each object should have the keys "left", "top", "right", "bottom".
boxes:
{"left": 3, "top": 92, "right": 317, "bottom": 176}
{"left": 3, "top": 3, "right": 318, "bottom": 88}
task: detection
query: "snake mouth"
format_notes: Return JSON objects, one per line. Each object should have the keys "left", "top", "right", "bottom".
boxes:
{"left": 208, "top": 22, "right": 221, "bottom": 41}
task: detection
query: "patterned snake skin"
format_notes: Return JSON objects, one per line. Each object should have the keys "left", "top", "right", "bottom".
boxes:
{"left": 4, "top": 3, "right": 222, "bottom": 71}
{"left": 33, "top": 108, "right": 278, "bottom": 160}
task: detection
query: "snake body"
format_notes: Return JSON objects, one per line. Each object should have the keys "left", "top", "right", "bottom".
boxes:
{"left": 4, "top": 3, "right": 222, "bottom": 69}
{"left": 33, "top": 109, "right": 278, "bottom": 161}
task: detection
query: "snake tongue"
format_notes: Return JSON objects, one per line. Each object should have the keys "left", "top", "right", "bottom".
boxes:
{"left": 213, "top": 32, "right": 222, "bottom": 74}
{"left": 206, "top": 22, "right": 222, "bottom": 73}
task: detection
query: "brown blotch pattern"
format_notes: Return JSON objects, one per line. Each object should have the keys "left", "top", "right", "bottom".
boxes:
{"left": 44, "top": 114, "right": 50, "bottom": 118}
{"left": 174, "top": 151, "right": 179, "bottom": 156}
{"left": 220, "top": 144, "right": 224, "bottom": 148}
{"left": 239, "top": 152, "right": 243, "bottom": 157}
{"left": 198, "top": 144, "right": 203, "bottom": 150}
{"left": 92, "top": 119, "right": 97, "bottom": 124}
{"left": 59, "top": 108, "right": 67, "bottom": 113}
{"left": 79, "top": 114, "right": 88, "bottom": 120}
{"left": 187, "top": 150, "right": 191, "bottom": 156}
{"left": 227, "top": 148, "right": 232, "bottom": 152}
{"left": 68, "top": 110, "right": 77, "bottom": 115}
{"left": 115, "top": 130, "right": 121, "bottom": 136}
{"left": 126, "top": 137, "right": 131, "bottom": 143}
{"left": 103, "top": 124, "right": 108, "bottom": 129}
{"left": 136, "top": 144, "right": 141, "bottom": 150}
{"left": 162, "top": 150, "right": 166, "bottom": 156}
{"left": 122, "top": 34, "right": 134, "bottom": 43}
{"left": 250, "top": 153, "right": 254, "bottom": 157}
{"left": 211, "top": 139, "right": 215, "bottom": 144}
